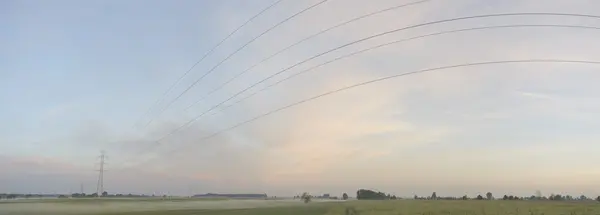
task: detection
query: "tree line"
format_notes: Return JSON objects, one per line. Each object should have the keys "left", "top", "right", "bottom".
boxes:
{"left": 0, "top": 193, "right": 62, "bottom": 199}
{"left": 356, "top": 189, "right": 600, "bottom": 201}
{"left": 356, "top": 189, "right": 397, "bottom": 200}
{"left": 70, "top": 192, "right": 170, "bottom": 198}
{"left": 298, "top": 189, "right": 600, "bottom": 202}
{"left": 0, "top": 192, "right": 171, "bottom": 199}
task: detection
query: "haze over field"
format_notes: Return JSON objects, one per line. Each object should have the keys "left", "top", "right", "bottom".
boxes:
{"left": 2, "top": 0, "right": 600, "bottom": 197}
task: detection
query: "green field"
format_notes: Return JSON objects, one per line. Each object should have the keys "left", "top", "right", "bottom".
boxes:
{"left": 2, "top": 199, "right": 600, "bottom": 215}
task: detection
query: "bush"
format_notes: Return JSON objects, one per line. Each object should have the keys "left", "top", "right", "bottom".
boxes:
{"left": 301, "top": 192, "right": 311, "bottom": 203}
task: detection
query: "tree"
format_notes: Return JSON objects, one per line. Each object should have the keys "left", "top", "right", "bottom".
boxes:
{"left": 596, "top": 196, "right": 600, "bottom": 202}
{"left": 342, "top": 193, "right": 348, "bottom": 200}
{"left": 462, "top": 195, "right": 468, "bottom": 200}
{"left": 414, "top": 195, "right": 418, "bottom": 200}
{"left": 301, "top": 192, "right": 311, "bottom": 203}
{"left": 508, "top": 195, "right": 514, "bottom": 200}
{"left": 486, "top": 192, "right": 493, "bottom": 200}
{"left": 391, "top": 195, "right": 397, "bottom": 200}
{"left": 431, "top": 192, "right": 437, "bottom": 200}
{"left": 356, "top": 189, "right": 388, "bottom": 200}
{"left": 102, "top": 191, "right": 108, "bottom": 197}
{"left": 503, "top": 195, "right": 508, "bottom": 200}
{"left": 553, "top": 194, "right": 563, "bottom": 201}
{"left": 476, "top": 195, "right": 484, "bottom": 200}
{"left": 580, "top": 195, "right": 587, "bottom": 201}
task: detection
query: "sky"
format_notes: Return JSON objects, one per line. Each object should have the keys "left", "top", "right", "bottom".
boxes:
{"left": 2, "top": 0, "right": 600, "bottom": 198}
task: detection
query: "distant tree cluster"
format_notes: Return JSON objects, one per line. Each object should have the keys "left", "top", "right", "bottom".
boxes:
{"left": 409, "top": 191, "right": 600, "bottom": 202}
{"left": 501, "top": 195, "right": 521, "bottom": 200}
{"left": 294, "top": 193, "right": 342, "bottom": 201}
{"left": 0, "top": 194, "right": 19, "bottom": 199}
{"left": 0, "top": 193, "right": 64, "bottom": 199}
{"left": 312, "top": 193, "right": 339, "bottom": 199}
{"left": 413, "top": 192, "right": 470, "bottom": 200}
{"left": 414, "top": 195, "right": 467, "bottom": 200}
{"left": 71, "top": 193, "right": 86, "bottom": 198}
{"left": 70, "top": 193, "right": 98, "bottom": 198}
{"left": 68, "top": 192, "right": 158, "bottom": 199}
{"left": 356, "top": 189, "right": 397, "bottom": 200}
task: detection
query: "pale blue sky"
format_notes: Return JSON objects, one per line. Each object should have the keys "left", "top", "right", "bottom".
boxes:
{"left": 2, "top": 0, "right": 600, "bottom": 197}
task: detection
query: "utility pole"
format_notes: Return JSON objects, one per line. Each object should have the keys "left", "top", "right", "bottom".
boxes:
{"left": 96, "top": 151, "right": 107, "bottom": 197}
{"left": 80, "top": 183, "right": 84, "bottom": 194}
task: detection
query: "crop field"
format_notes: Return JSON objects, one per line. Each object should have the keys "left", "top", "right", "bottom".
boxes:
{"left": 1, "top": 199, "right": 600, "bottom": 215}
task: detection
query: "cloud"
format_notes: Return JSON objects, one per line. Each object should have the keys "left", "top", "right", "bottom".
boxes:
{"left": 518, "top": 91, "right": 555, "bottom": 100}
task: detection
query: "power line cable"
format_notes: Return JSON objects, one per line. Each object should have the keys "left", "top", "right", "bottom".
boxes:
{"left": 128, "top": 59, "right": 600, "bottom": 168}
{"left": 133, "top": 0, "right": 285, "bottom": 129}
{"left": 184, "top": 0, "right": 433, "bottom": 111}
{"left": 157, "top": 13, "right": 600, "bottom": 142}
{"left": 143, "top": 0, "right": 330, "bottom": 128}
{"left": 206, "top": 60, "right": 600, "bottom": 139}
{"left": 205, "top": 60, "right": 600, "bottom": 139}
{"left": 215, "top": 24, "right": 600, "bottom": 114}
{"left": 117, "top": 13, "right": 600, "bottom": 168}
{"left": 114, "top": 0, "right": 428, "bottom": 167}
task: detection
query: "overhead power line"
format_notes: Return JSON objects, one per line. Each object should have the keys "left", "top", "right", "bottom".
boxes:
{"left": 143, "top": 0, "right": 330, "bottom": 128}
{"left": 117, "top": 13, "right": 600, "bottom": 168}
{"left": 133, "top": 0, "right": 285, "bottom": 128}
{"left": 155, "top": 13, "right": 600, "bottom": 142}
{"left": 215, "top": 24, "right": 600, "bottom": 114}
{"left": 184, "top": 0, "right": 433, "bottom": 111}
{"left": 205, "top": 60, "right": 600, "bottom": 139}
{"left": 129, "top": 59, "right": 600, "bottom": 168}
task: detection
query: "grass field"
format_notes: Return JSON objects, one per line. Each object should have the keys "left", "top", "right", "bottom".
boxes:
{"left": 1, "top": 198, "right": 599, "bottom": 215}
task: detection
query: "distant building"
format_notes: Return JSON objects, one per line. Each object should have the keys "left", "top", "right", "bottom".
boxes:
{"left": 192, "top": 193, "right": 267, "bottom": 199}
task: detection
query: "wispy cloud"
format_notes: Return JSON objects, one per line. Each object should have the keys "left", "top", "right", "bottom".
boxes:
{"left": 519, "top": 91, "right": 555, "bottom": 100}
